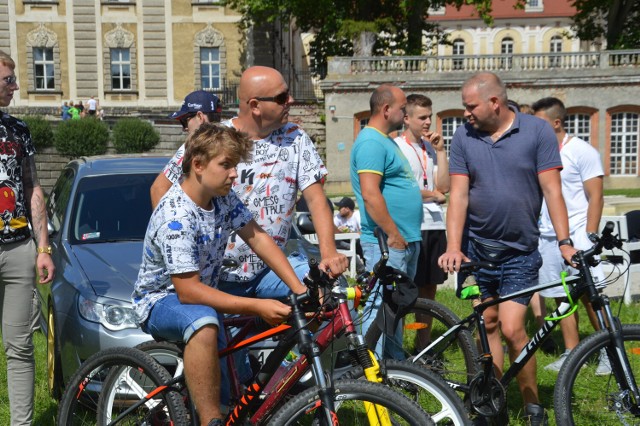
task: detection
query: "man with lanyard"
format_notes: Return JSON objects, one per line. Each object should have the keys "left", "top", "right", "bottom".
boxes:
{"left": 394, "top": 94, "right": 449, "bottom": 351}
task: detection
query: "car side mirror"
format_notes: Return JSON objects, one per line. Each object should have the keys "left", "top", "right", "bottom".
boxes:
{"left": 296, "top": 212, "right": 316, "bottom": 234}
{"left": 47, "top": 219, "right": 55, "bottom": 236}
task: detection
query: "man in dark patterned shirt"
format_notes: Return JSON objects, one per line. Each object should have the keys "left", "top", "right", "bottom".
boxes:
{"left": 0, "top": 50, "right": 55, "bottom": 425}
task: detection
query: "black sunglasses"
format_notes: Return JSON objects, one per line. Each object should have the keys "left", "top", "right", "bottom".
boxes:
{"left": 179, "top": 112, "right": 198, "bottom": 130}
{"left": 252, "top": 90, "right": 290, "bottom": 105}
{"left": 2, "top": 75, "right": 17, "bottom": 85}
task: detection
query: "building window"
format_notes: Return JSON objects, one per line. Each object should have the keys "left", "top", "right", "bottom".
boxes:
{"left": 452, "top": 39, "right": 465, "bottom": 70}
{"left": 565, "top": 113, "right": 591, "bottom": 143}
{"left": 550, "top": 35, "right": 562, "bottom": 67}
{"left": 110, "top": 48, "right": 131, "bottom": 90}
{"left": 200, "top": 47, "right": 220, "bottom": 90}
{"left": 428, "top": 5, "right": 445, "bottom": 15}
{"left": 441, "top": 116, "right": 466, "bottom": 155}
{"left": 525, "top": 0, "right": 543, "bottom": 12}
{"left": 33, "top": 47, "right": 55, "bottom": 90}
{"left": 610, "top": 112, "right": 639, "bottom": 175}
{"left": 501, "top": 37, "right": 514, "bottom": 69}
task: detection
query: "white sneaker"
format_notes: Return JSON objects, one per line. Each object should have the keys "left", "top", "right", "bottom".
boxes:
{"left": 544, "top": 350, "right": 570, "bottom": 372}
{"left": 596, "top": 348, "right": 612, "bottom": 376}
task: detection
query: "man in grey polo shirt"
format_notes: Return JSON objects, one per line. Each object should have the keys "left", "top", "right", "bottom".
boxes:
{"left": 438, "top": 72, "right": 576, "bottom": 426}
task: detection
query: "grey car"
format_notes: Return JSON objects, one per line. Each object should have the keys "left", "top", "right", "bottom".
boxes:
{"left": 37, "top": 154, "right": 320, "bottom": 398}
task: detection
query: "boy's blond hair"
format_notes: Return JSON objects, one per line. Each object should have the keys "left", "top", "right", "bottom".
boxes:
{"left": 182, "top": 123, "right": 253, "bottom": 175}
{"left": 0, "top": 50, "right": 16, "bottom": 69}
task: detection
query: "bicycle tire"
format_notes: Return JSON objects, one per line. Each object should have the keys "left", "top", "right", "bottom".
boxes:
{"left": 554, "top": 323, "right": 640, "bottom": 425}
{"left": 57, "top": 346, "right": 188, "bottom": 425}
{"left": 136, "top": 340, "right": 184, "bottom": 377}
{"left": 364, "top": 297, "right": 479, "bottom": 387}
{"left": 341, "top": 358, "right": 470, "bottom": 425}
{"left": 266, "top": 378, "right": 434, "bottom": 425}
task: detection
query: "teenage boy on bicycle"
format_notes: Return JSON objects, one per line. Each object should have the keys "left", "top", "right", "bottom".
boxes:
{"left": 132, "top": 123, "right": 306, "bottom": 426}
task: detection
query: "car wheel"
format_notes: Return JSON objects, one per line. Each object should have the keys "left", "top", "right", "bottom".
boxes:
{"left": 47, "top": 307, "right": 63, "bottom": 399}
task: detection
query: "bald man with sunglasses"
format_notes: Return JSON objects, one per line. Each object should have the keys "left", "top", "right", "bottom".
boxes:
{"left": 151, "top": 65, "right": 347, "bottom": 295}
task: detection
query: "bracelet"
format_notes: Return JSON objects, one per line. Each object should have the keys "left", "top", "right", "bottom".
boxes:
{"left": 37, "top": 246, "right": 53, "bottom": 254}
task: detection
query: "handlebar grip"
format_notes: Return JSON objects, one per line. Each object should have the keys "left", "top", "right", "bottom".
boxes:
{"left": 459, "top": 261, "right": 497, "bottom": 272}
{"left": 374, "top": 227, "right": 389, "bottom": 256}
{"left": 602, "top": 221, "right": 615, "bottom": 238}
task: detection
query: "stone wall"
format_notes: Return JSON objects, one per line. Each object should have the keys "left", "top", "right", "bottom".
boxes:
{"left": 31, "top": 103, "right": 326, "bottom": 193}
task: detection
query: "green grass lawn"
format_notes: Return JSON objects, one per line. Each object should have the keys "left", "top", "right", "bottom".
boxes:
{"left": 1, "top": 288, "right": 640, "bottom": 424}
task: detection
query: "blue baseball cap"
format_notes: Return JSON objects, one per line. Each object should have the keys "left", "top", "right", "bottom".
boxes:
{"left": 169, "top": 90, "right": 221, "bottom": 120}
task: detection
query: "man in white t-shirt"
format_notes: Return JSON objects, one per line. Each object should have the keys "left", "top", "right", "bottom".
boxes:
{"left": 532, "top": 97, "right": 609, "bottom": 375}
{"left": 333, "top": 196, "right": 361, "bottom": 233}
{"left": 394, "top": 93, "right": 449, "bottom": 349}
{"left": 87, "top": 95, "right": 98, "bottom": 116}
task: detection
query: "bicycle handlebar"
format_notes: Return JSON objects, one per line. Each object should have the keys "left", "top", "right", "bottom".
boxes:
{"left": 572, "top": 221, "right": 623, "bottom": 266}
{"left": 458, "top": 261, "right": 497, "bottom": 272}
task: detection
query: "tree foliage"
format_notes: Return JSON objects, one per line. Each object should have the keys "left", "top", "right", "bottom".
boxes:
{"left": 229, "top": 0, "right": 640, "bottom": 75}
{"left": 571, "top": 0, "right": 640, "bottom": 49}
{"left": 227, "top": 0, "right": 494, "bottom": 75}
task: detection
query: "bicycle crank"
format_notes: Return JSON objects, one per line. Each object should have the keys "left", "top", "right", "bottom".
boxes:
{"left": 468, "top": 374, "right": 506, "bottom": 417}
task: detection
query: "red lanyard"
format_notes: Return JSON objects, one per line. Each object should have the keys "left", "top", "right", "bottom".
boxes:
{"left": 560, "top": 134, "right": 572, "bottom": 151}
{"left": 403, "top": 133, "right": 428, "bottom": 188}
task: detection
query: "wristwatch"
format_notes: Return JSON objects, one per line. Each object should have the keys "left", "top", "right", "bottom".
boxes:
{"left": 37, "top": 246, "right": 53, "bottom": 254}
{"left": 587, "top": 232, "right": 599, "bottom": 243}
{"left": 558, "top": 238, "right": 574, "bottom": 247}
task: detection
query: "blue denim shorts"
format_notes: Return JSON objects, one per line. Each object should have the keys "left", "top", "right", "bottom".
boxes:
{"left": 143, "top": 293, "right": 231, "bottom": 405}
{"left": 144, "top": 293, "right": 223, "bottom": 344}
{"left": 466, "top": 242, "right": 542, "bottom": 306}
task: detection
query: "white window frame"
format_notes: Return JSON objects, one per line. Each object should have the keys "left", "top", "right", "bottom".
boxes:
{"left": 200, "top": 47, "right": 221, "bottom": 90}
{"left": 525, "top": 0, "right": 543, "bottom": 12}
{"left": 441, "top": 116, "right": 467, "bottom": 155}
{"left": 610, "top": 112, "right": 639, "bottom": 176}
{"left": 110, "top": 48, "right": 131, "bottom": 91}
{"left": 33, "top": 47, "right": 55, "bottom": 90}
{"left": 565, "top": 113, "right": 591, "bottom": 144}
{"left": 452, "top": 39, "right": 465, "bottom": 70}
{"left": 501, "top": 37, "right": 514, "bottom": 69}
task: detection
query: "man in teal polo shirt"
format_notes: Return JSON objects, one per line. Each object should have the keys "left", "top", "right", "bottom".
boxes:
{"left": 351, "top": 84, "right": 423, "bottom": 359}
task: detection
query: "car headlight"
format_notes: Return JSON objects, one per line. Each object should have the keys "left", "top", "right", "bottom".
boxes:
{"left": 78, "top": 294, "right": 139, "bottom": 331}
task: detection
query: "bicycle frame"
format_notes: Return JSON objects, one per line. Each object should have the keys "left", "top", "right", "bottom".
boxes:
{"left": 412, "top": 229, "right": 640, "bottom": 413}
{"left": 110, "top": 274, "right": 387, "bottom": 425}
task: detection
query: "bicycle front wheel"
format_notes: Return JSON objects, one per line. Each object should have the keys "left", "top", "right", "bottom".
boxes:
{"left": 341, "top": 359, "right": 469, "bottom": 425}
{"left": 365, "top": 298, "right": 479, "bottom": 389}
{"left": 57, "top": 346, "right": 188, "bottom": 425}
{"left": 266, "top": 379, "right": 433, "bottom": 425}
{"left": 554, "top": 324, "right": 640, "bottom": 425}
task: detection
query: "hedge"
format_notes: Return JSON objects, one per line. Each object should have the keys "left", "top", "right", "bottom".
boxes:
{"left": 54, "top": 119, "right": 109, "bottom": 158}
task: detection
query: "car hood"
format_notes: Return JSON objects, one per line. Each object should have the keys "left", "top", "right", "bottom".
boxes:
{"left": 71, "top": 242, "right": 143, "bottom": 302}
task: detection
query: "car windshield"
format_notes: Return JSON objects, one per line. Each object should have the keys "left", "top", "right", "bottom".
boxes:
{"left": 70, "top": 173, "right": 156, "bottom": 244}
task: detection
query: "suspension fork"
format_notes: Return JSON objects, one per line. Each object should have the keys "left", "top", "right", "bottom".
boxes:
{"left": 289, "top": 292, "right": 337, "bottom": 425}
{"left": 599, "top": 297, "right": 640, "bottom": 407}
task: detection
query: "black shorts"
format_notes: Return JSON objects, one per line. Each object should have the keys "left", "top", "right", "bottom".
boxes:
{"left": 414, "top": 229, "right": 447, "bottom": 287}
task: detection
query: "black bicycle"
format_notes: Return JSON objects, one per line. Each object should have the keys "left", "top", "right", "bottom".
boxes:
{"left": 400, "top": 222, "right": 640, "bottom": 424}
